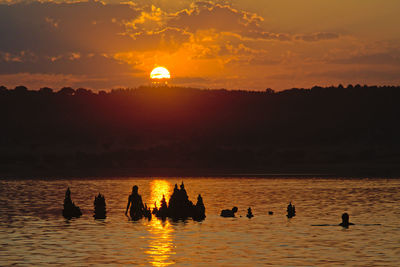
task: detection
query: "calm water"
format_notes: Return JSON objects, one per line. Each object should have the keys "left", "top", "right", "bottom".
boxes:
{"left": 0, "top": 178, "right": 399, "bottom": 266}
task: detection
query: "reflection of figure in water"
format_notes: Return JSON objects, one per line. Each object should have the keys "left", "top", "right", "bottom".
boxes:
{"left": 246, "top": 207, "right": 254, "bottom": 218}
{"left": 339, "top": 213, "right": 354, "bottom": 228}
{"left": 220, "top": 207, "right": 238, "bottom": 217}
{"left": 62, "top": 187, "right": 82, "bottom": 219}
{"left": 287, "top": 202, "right": 296, "bottom": 218}
{"left": 125, "top": 185, "right": 145, "bottom": 220}
{"left": 94, "top": 193, "right": 106, "bottom": 219}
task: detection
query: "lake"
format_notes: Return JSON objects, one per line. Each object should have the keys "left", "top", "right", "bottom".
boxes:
{"left": 1, "top": 177, "right": 399, "bottom": 266}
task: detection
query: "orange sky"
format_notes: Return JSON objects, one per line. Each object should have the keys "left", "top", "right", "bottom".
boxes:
{"left": 0, "top": 0, "right": 399, "bottom": 90}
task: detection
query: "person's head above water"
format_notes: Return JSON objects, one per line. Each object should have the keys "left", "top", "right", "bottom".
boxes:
{"left": 342, "top": 213, "right": 349, "bottom": 224}
{"left": 232, "top": 207, "right": 238, "bottom": 213}
{"left": 339, "top": 212, "right": 354, "bottom": 227}
{"left": 132, "top": 185, "right": 138, "bottom": 194}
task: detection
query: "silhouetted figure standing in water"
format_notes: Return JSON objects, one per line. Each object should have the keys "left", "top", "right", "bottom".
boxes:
{"left": 94, "top": 193, "right": 106, "bottom": 219}
{"left": 125, "top": 185, "right": 145, "bottom": 221}
{"left": 246, "top": 207, "right": 254, "bottom": 218}
{"left": 62, "top": 187, "right": 82, "bottom": 219}
{"left": 339, "top": 213, "right": 354, "bottom": 228}
{"left": 220, "top": 207, "right": 238, "bottom": 217}
{"left": 287, "top": 202, "right": 296, "bottom": 218}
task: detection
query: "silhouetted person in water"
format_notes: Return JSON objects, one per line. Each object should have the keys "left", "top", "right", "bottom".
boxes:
{"left": 125, "top": 185, "right": 145, "bottom": 220}
{"left": 220, "top": 207, "right": 238, "bottom": 217}
{"left": 268, "top": 211, "right": 273, "bottom": 215}
{"left": 287, "top": 202, "right": 296, "bottom": 218}
{"left": 62, "top": 187, "right": 82, "bottom": 219}
{"left": 339, "top": 213, "right": 354, "bottom": 228}
{"left": 93, "top": 193, "right": 106, "bottom": 219}
{"left": 246, "top": 207, "right": 254, "bottom": 218}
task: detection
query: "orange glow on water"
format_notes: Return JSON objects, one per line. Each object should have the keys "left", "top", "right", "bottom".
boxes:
{"left": 146, "top": 180, "right": 175, "bottom": 267}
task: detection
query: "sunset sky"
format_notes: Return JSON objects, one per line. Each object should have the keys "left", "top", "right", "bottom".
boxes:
{"left": 1, "top": 0, "right": 399, "bottom": 90}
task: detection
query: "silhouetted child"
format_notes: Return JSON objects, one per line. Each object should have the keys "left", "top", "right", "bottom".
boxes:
{"left": 62, "top": 187, "right": 82, "bottom": 219}
{"left": 246, "top": 207, "right": 254, "bottom": 218}
{"left": 339, "top": 213, "right": 354, "bottom": 228}
{"left": 93, "top": 193, "right": 106, "bottom": 219}
{"left": 220, "top": 207, "right": 238, "bottom": 217}
{"left": 125, "top": 185, "right": 145, "bottom": 221}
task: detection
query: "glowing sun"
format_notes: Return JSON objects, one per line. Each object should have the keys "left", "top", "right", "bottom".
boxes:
{"left": 150, "top": 66, "right": 171, "bottom": 80}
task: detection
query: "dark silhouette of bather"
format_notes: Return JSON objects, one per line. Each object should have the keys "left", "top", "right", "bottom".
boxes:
{"left": 220, "top": 207, "right": 238, "bottom": 217}
{"left": 125, "top": 185, "right": 145, "bottom": 221}
{"left": 93, "top": 193, "right": 106, "bottom": 219}
{"left": 62, "top": 187, "right": 82, "bottom": 219}
{"left": 339, "top": 213, "right": 354, "bottom": 228}
{"left": 268, "top": 211, "right": 273, "bottom": 215}
{"left": 287, "top": 202, "right": 296, "bottom": 218}
{"left": 246, "top": 207, "right": 254, "bottom": 218}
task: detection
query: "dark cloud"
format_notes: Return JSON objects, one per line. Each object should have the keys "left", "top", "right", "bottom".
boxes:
{"left": 0, "top": 1, "right": 141, "bottom": 54}
{"left": 0, "top": 52, "right": 136, "bottom": 75}
{"left": 330, "top": 52, "right": 400, "bottom": 65}
{"left": 168, "top": 2, "right": 283, "bottom": 40}
{"left": 295, "top": 32, "right": 339, "bottom": 42}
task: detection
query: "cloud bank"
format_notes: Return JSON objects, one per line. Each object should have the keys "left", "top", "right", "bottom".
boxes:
{"left": 0, "top": 0, "right": 398, "bottom": 90}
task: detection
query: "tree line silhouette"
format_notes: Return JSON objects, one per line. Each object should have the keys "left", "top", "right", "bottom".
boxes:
{"left": 1, "top": 84, "right": 400, "bottom": 177}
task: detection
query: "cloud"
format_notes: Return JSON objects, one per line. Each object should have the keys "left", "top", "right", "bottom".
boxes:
{"left": 0, "top": 1, "right": 141, "bottom": 54}
{"left": 330, "top": 52, "right": 400, "bottom": 66}
{"left": 0, "top": 52, "right": 136, "bottom": 75}
{"left": 295, "top": 32, "right": 340, "bottom": 42}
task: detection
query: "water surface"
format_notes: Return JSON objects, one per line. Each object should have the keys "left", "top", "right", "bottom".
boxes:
{"left": 1, "top": 178, "right": 399, "bottom": 266}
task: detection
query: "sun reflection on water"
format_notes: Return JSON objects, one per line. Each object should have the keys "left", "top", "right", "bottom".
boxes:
{"left": 146, "top": 180, "right": 175, "bottom": 267}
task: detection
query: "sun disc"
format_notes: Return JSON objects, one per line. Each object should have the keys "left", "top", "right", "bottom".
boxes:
{"left": 150, "top": 67, "right": 171, "bottom": 80}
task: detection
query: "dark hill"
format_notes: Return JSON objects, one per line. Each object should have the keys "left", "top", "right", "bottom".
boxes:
{"left": 1, "top": 84, "right": 400, "bottom": 177}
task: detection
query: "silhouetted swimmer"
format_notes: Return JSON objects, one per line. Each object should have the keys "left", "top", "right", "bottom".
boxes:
{"left": 339, "top": 213, "right": 354, "bottom": 228}
{"left": 62, "top": 187, "right": 82, "bottom": 219}
{"left": 125, "top": 185, "right": 145, "bottom": 221}
{"left": 220, "top": 207, "right": 238, "bottom": 217}
{"left": 246, "top": 207, "right": 254, "bottom": 219}
{"left": 287, "top": 202, "right": 296, "bottom": 218}
{"left": 268, "top": 211, "right": 273, "bottom": 215}
{"left": 93, "top": 193, "right": 106, "bottom": 219}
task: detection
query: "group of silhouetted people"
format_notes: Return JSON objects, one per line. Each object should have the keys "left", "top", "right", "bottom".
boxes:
{"left": 62, "top": 184, "right": 354, "bottom": 227}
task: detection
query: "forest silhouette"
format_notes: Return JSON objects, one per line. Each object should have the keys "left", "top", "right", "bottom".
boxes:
{"left": 1, "top": 84, "right": 399, "bottom": 177}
